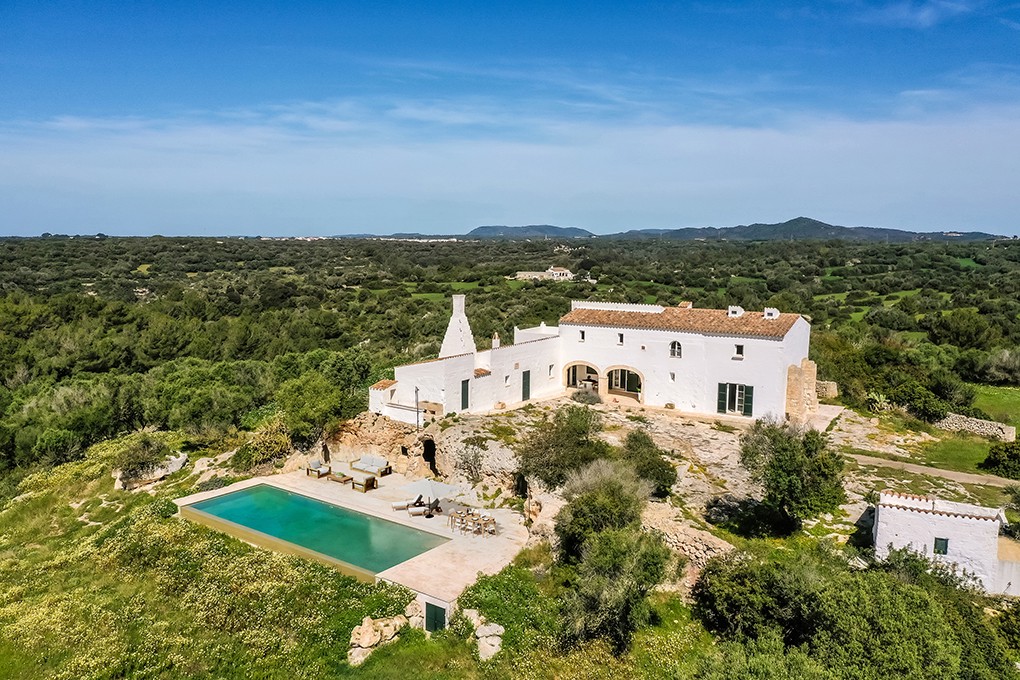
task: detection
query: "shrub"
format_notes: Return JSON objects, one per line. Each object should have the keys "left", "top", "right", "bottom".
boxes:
{"left": 457, "top": 564, "right": 559, "bottom": 654}
{"left": 621, "top": 430, "right": 677, "bottom": 498}
{"left": 554, "top": 459, "right": 650, "bottom": 562}
{"left": 231, "top": 416, "right": 291, "bottom": 470}
{"left": 31, "top": 428, "right": 82, "bottom": 465}
{"left": 739, "top": 419, "right": 845, "bottom": 525}
{"left": 979, "top": 441, "right": 1020, "bottom": 480}
{"left": 888, "top": 381, "right": 950, "bottom": 422}
{"left": 571, "top": 390, "right": 602, "bottom": 405}
{"left": 517, "top": 405, "right": 612, "bottom": 488}
{"left": 113, "top": 434, "right": 170, "bottom": 479}
{"left": 559, "top": 529, "right": 670, "bottom": 653}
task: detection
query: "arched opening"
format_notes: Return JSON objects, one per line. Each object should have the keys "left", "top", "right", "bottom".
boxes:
{"left": 422, "top": 439, "right": 439, "bottom": 476}
{"left": 606, "top": 366, "right": 644, "bottom": 402}
{"left": 564, "top": 362, "right": 600, "bottom": 390}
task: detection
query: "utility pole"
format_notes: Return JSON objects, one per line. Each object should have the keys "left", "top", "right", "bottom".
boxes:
{"left": 415, "top": 386, "right": 420, "bottom": 432}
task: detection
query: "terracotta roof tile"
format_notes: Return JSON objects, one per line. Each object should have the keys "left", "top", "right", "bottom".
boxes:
{"left": 474, "top": 368, "right": 491, "bottom": 378}
{"left": 370, "top": 379, "right": 397, "bottom": 390}
{"left": 558, "top": 306, "right": 801, "bottom": 338}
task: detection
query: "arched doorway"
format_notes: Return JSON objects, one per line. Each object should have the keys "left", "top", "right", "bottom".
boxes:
{"left": 565, "top": 362, "right": 600, "bottom": 390}
{"left": 421, "top": 439, "right": 439, "bottom": 476}
{"left": 606, "top": 366, "right": 643, "bottom": 402}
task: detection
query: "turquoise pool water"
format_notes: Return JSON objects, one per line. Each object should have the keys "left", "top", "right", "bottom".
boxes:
{"left": 187, "top": 485, "right": 448, "bottom": 573}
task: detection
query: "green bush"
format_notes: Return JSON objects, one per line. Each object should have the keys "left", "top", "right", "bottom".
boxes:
{"left": 517, "top": 405, "right": 612, "bottom": 488}
{"left": 113, "top": 434, "right": 170, "bottom": 479}
{"left": 621, "top": 430, "right": 676, "bottom": 498}
{"left": 231, "top": 416, "right": 291, "bottom": 470}
{"left": 559, "top": 529, "right": 670, "bottom": 653}
{"left": 979, "top": 441, "right": 1020, "bottom": 479}
{"left": 457, "top": 564, "right": 559, "bottom": 655}
{"left": 554, "top": 459, "right": 650, "bottom": 562}
{"left": 739, "top": 419, "right": 845, "bottom": 525}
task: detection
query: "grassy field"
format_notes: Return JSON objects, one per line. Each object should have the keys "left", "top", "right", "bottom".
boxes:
{"left": 972, "top": 384, "right": 1020, "bottom": 425}
{"left": 915, "top": 434, "right": 992, "bottom": 474}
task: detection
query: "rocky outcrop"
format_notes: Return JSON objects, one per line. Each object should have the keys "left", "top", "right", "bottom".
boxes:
{"left": 934, "top": 413, "right": 1015, "bottom": 442}
{"left": 404, "top": 600, "right": 425, "bottom": 629}
{"left": 347, "top": 614, "right": 408, "bottom": 666}
{"left": 462, "top": 609, "right": 504, "bottom": 661}
{"left": 113, "top": 452, "right": 188, "bottom": 491}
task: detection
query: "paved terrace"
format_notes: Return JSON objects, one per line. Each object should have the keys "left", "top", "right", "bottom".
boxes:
{"left": 175, "top": 466, "right": 529, "bottom": 605}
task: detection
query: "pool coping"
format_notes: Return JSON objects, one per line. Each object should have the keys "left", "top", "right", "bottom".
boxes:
{"left": 179, "top": 483, "right": 449, "bottom": 582}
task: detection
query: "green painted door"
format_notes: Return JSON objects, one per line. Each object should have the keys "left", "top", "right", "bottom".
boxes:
{"left": 461, "top": 379, "right": 469, "bottom": 410}
{"left": 522, "top": 370, "right": 531, "bottom": 401}
{"left": 425, "top": 602, "right": 446, "bottom": 631}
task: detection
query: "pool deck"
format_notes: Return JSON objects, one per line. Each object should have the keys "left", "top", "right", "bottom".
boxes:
{"left": 174, "top": 467, "right": 529, "bottom": 605}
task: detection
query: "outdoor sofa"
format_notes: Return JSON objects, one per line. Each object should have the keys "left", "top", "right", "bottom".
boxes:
{"left": 351, "top": 454, "right": 392, "bottom": 476}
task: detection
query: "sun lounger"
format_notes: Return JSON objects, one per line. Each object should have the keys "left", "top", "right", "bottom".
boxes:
{"left": 391, "top": 495, "right": 423, "bottom": 511}
{"left": 351, "top": 454, "right": 392, "bottom": 476}
{"left": 409, "top": 498, "right": 442, "bottom": 517}
{"left": 305, "top": 459, "right": 331, "bottom": 478}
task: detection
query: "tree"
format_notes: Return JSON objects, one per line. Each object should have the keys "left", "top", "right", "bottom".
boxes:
{"left": 739, "top": 419, "right": 845, "bottom": 525}
{"left": 559, "top": 528, "right": 670, "bottom": 653}
{"left": 554, "top": 459, "right": 650, "bottom": 562}
{"left": 517, "top": 405, "right": 612, "bottom": 488}
{"left": 979, "top": 441, "right": 1020, "bottom": 479}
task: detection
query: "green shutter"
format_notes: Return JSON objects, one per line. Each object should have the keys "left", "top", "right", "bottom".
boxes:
{"left": 425, "top": 602, "right": 446, "bottom": 631}
{"left": 461, "top": 379, "right": 469, "bottom": 410}
{"left": 717, "top": 383, "right": 727, "bottom": 414}
{"left": 742, "top": 385, "right": 754, "bottom": 416}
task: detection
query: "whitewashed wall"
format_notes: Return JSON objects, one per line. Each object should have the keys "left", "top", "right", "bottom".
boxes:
{"left": 873, "top": 503, "right": 1001, "bottom": 590}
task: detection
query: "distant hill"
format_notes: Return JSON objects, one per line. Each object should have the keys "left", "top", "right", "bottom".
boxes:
{"left": 467, "top": 224, "right": 595, "bottom": 239}
{"left": 615, "top": 217, "right": 999, "bottom": 242}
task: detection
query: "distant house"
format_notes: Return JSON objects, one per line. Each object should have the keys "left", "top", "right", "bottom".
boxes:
{"left": 514, "top": 266, "right": 575, "bottom": 281}
{"left": 369, "top": 295, "right": 820, "bottom": 426}
{"left": 873, "top": 491, "right": 1020, "bottom": 595}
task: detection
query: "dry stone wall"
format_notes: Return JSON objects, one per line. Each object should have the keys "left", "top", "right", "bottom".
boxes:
{"left": 934, "top": 413, "right": 1016, "bottom": 442}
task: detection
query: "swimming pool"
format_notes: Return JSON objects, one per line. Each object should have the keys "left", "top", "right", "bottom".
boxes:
{"left": 182, "top": 484, "right": 448, "bottom": 577}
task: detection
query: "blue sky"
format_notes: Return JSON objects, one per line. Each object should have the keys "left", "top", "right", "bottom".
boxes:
{"left": 1, "top": 1, "right": 1019, "bottom": 236}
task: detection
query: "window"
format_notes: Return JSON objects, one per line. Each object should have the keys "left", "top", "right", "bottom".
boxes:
{"left": 934, "top": 537, "right": 949, "bottom": 555}
{"left": 579, "top": 330, "right": 585, "bottom": 342}
{"left": 548, "top": 364, "right": 554, "bottom": 378}
{"left": 734, "top": 344, "right": 744, "bottom": 358}
{"left": 717, "top": 383, "right": 754, "bottom": 416}
{"left": 617, "top": 333, "right": 624, "bottom": 345}
{"left": 669, "top": 372, "right": 676, "bottom": 383}
{"left": 670, "top": 341, "right": 682, "bottom": 358}
{"left": 504, "top": 375, "right": 510, "bottom": 386}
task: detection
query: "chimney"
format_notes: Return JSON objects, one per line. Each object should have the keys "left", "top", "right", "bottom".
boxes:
{"left": 677, "top": 301, "right": 693, "bottom": 309}
{"left": 492, "top": 332, "right": 501, "bottom": 349}
{"left": 763, "top": 307, "right": 780, "bottom": 320}
{"left": 439, "top": 295, "right": 476, "bottom": 358}
{"left": 727, "top": 305, "right": 745, "bottom": 318}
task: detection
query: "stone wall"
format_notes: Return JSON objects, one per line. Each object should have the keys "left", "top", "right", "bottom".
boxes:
{"left": 785, "top": 358, "right": 819, "bottom": 426}
{"left": 816, "top": 381, "right": 839, "bottom": 399}
{"left": 934, "top": 412, "right": 1016, "bottom": 442}
{"left": 642, "top": 503, "right": 734, "bottom": 568}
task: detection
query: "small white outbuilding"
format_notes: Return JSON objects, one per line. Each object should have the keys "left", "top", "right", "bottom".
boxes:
{"left": 873, "top": 490, "right": 1020, "bottom": 595}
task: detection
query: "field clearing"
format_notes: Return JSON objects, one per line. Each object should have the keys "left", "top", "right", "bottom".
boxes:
{"left": 972, "top": 384, "right": 1020, "bottom": 425}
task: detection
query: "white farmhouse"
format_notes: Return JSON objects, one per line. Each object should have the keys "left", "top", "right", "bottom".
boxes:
{"left": 514, "top": 266, "right": 575, "bottom": 281}
{"left": 873, "top": 491, "right": 1020, "bottom": 595}
{"left": 369, "top": 295, "right": 819, "bottom": 425}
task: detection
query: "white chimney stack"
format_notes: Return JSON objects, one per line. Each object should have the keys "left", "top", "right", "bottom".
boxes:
{"left": 492, "top": 332, "right": 501, "bottom": 349}
{"left": 763, "top": 307, "right": 780, "bottom": 320}
{"left": 439, "top": 294, "right": 476, "bottom": 357}
{"left": 727, "top": 305, "right": 745, "bottom": 318}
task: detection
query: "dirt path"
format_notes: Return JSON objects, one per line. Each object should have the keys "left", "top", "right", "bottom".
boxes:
{"left": 850, "top": 453, "right": 1016, "bottom": 488}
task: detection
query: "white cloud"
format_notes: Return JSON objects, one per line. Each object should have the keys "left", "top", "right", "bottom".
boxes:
{"left": 0, "top": 96, "right": 1019, "bottom": 236}
{"left": 857, "top": 1, "right": 977, "bottom": 28}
